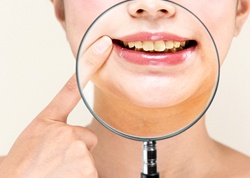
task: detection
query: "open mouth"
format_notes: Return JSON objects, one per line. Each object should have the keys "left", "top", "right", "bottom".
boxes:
{"left": 113, "top": 39, "right": 197, "bottom": 53}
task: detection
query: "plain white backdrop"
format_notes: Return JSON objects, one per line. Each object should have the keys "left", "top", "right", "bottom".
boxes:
{"left": 0, "top": 1, "right": 250, "bottom": 157}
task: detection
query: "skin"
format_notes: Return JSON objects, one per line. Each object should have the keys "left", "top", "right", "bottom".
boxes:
{"left": 1, "top": 0, "right": 250, "bottom": 177}
{"left": 76, "top": 0, "right": 219, "bottom": 137}
{"left": 59, "top": 0, "right": 247, "bottom": 138}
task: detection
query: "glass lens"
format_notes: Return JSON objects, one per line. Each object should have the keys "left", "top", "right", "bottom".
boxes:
{"left": 76, "top": 0, "right": 220, "bottom": 141}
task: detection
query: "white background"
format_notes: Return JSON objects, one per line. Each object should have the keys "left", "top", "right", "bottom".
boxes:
{"left": 0, "top": 1, "right": 250, "bottom": 156}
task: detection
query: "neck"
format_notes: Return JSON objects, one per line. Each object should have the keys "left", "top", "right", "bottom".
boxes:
{"left": 88, "top": 116, "right": 219, "bottom": 178}
{"left": 93, "top": 87, "right": 211, "bottom": 138}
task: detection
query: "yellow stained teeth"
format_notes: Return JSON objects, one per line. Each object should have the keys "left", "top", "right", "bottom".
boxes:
{"left": 135, "top": 41, "right": 143, "bottom": 49}
{"left": 165, "top": 41, "right": 174, "bottom": 49}
{"left": 154, "top": 40, "right": 165, "bottom": 52}
{"left": 180, "top": 41, "right": 186, "bottom": 47}
{"left": 128, "top": 42, "right": 135, "bottom": 48}
{"left": 123, "top": 41, "right": 128, "bottom": 47}
{"left": 124, "top": 40, "right": 188, "bottom": 52}
{"left": 170, "top": 48, "right": 177, "bottom": 52}
{"left": 143, "top": 41, "right": 154, "bottom": 51}
{"left": 174, "top": 41, "right": 181, "bottom": 48}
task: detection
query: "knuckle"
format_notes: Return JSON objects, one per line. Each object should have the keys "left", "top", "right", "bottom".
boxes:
{"left": 71, "top": 140, "right": 89, "bottom": 153}
{"left": 50, "top": 125, "right": 78, "bottom": 143}
{"left": 68, "top": 141, "right": 98, "bottom": 175}
{"left": 64, "top": 76, "right": 78, "bottom": 94}
{"left": 59, "top": 126, "right": 77, "bottom": 138}
{"left": 75, "top": 126, "right": 98, "bottom": 150}
{"left": 84, "top": 166, "right": 98, "bottom": 177}
{"left": 65, "top": 141, "right": 88, "bottom": 157}
{"left": 87, "top": 131, "right": 98, "bottom": 150}
{"left": 79, "top": 155, "right": 98, "bottom": 177}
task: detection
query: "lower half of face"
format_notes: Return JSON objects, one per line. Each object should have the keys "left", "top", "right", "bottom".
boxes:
{"left": 68, "top": 0, "right": 236, "bottom": 109}
{"left": 92, "top": 42, "right": 217, "bottom": 108}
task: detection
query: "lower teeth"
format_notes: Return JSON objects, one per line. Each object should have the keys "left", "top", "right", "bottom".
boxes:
{"left": 133, "top": 47, "right": 184, "bottom": 53}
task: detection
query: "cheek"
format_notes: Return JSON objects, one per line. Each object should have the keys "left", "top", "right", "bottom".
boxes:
{"left": 63, "top": 0, "right": 123, "bottom": 57}
{"left": 187, "top": 1, "right": 237, "bottom": 64}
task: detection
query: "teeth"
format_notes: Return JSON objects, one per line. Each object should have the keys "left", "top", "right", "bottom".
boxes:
{"left": 180, "top": 41, "right": 186, "bottom": 47}
{"left": 173, "top": 41, "right": 181, "bottom": 48}
{"left": 170, "top": 48, "right": 177, "bottom": 52}
{"left": 123, "top": 41, "right": 128, "bottom": 47}
{"left": 124, "top": 40, "right": 188, "bottom": 52}
{"left": 143, "top": 41, "right": 154, "bottom": 51}
{"left": 135, "top": 41, "right": 143, "bottom": 49}
{"left": 128, "top": 42, "right": 135, "bottom": 48}
{"left": 154, "top": 40, "right": 165, "bottom": 52}
{"left": 165, "top": 41, "right": 174, "bottom": 49}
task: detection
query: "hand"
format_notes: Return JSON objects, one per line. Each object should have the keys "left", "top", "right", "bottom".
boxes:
{"left": 0, "top": 36, "right": 113, "bottom": 178}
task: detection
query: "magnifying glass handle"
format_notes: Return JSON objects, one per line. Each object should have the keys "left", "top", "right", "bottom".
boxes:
{"left": 141, "top": 141, "right": 160, "bottom": 178}
{"left": 141, "top": 172, "right": 159, "bottom": 178}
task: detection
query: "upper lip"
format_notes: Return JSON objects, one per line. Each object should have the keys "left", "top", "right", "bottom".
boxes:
{"left": 112, "top": 32, "right": 192, "bottom": 42}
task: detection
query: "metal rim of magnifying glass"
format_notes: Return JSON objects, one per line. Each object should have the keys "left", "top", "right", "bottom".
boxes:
{"left": 76, "top": 0, "right": 220, "bottom": 142}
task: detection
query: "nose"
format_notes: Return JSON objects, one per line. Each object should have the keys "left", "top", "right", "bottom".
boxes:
{"left": 128, "top": 0, "right": 176, "bottom": 19}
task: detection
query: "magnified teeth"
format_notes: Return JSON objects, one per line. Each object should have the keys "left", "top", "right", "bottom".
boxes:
{"left": 165, "top": 41, "right": 174, "bottom": 49}
{"left": 171, "top": 48, "right": 177, "bottom": 52}
{"left": 128, "top": 42, "right": 135, "bottom": 48}
{"left": 180, "top": 41, "right": 186, "bottom": 47}
{"left": 174, "top": 41, "right": 181, "bottom": 48}
{"left": 123, "top": 41, "right": 128, "bottom": 47}
{"left": 135, "top": 41, "right": 143, "bottom": 49}
{"left": 118, "top": 39, "right": 193, "bottom": 53}
{"left": 143, "top": 41, "right": 154, "bottom": 51}
{"left": 154, "top": 40, "right": 165, "bottom": 52}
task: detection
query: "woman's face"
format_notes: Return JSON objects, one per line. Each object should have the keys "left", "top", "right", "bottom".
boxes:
{"left": 59, "top": 0, "right": 244, "bottom": 108}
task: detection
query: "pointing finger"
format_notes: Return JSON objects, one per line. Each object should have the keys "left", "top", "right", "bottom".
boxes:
{"left": 78, "top": 36, "right": 113, "bottom": 89}
{"left": 39, "top": 36, "right": 113, "bottom": 123}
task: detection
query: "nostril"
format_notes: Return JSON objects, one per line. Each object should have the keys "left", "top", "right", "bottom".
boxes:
{"left": 136, "top": 9, "right": 144, "bottom": 14}
{"left": 135, "top": 8, "right": 170, "bottom": 17}
{"left": 160, "top": 9, "right": 168, "bottom": 13}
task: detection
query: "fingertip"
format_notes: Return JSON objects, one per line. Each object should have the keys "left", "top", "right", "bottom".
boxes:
{"left": 78, "top": 36, "right": 113, "bottom": 89}
{"left": 92, "top": 36, "right": 113, "bottom": 55}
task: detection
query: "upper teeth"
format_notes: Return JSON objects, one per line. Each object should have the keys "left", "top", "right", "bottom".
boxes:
{"left": 123, "top": 40, "right": 186, "bottom": 52}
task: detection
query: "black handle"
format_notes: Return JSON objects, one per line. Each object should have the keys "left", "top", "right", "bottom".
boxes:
{"left": 141, "top": 141, "right": 160, "bottom": 178}
{"left": 141, "top": 172, "right": 159, "bottom": 178}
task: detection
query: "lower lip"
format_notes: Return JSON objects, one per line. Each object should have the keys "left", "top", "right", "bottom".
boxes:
{"left": 113, "top": 44, "right": 195, "bottom": 66}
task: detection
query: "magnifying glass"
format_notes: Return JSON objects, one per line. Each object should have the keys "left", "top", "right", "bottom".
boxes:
{"left": 76, "top": 1, "right": 220, "bottom": 177}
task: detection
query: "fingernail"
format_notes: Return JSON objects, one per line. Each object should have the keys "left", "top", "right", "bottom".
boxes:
{"left": 93, "top": 36, "right": 112, "bottom": 55}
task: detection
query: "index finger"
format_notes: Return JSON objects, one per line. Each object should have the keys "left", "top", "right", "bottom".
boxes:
{"left": 78, "top": 36, "right": 113, "bottom": 89}
{"left": 40, "top": 36, "right": 113, "bottom": 123}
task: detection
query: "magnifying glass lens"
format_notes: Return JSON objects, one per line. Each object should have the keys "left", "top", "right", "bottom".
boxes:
{"left": 76, "top": 0, "right": 220, "bottom": 141}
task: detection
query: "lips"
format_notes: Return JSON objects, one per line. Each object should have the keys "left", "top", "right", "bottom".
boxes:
{"left": 112, "top": 32, "right": 197, "bottom": 66}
